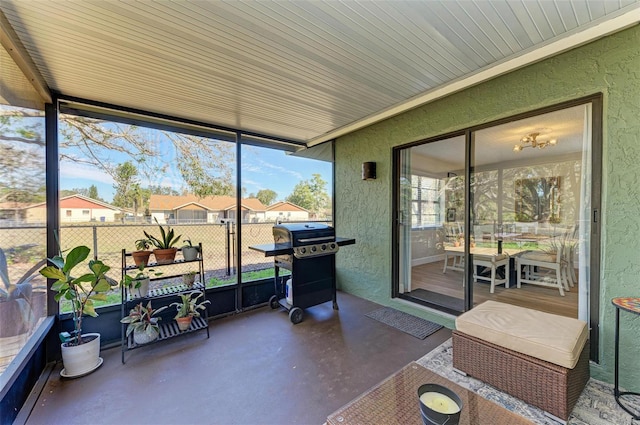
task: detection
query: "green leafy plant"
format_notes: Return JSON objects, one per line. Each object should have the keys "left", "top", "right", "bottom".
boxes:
{"left": 120, "top": 301, "right": 168, "bottom": 339}
{"left": 170, "top": 290, "right": 210, "bottom": 319}
{"left": 121, "top": 262, "right": 162, "bottom": 290}
{"left": 144, "top": 218, "right": 181, "bottom": 249}
{"left": 182, "top": 239, "right": 200, "bottom": 251}
{"left": 39, "top": 245, "right": 116, "bottom": 345}
{"left": 135, "top": 238, "right": 152, "bottom": 251}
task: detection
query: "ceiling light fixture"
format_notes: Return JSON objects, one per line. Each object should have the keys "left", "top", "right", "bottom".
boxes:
{"left": 513, "top": 132, "right": 557, "bottom": 152}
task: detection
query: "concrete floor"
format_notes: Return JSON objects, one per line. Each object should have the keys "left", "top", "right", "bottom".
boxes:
{"left": 24, "top": 292, "right": 451, "bottom": 425}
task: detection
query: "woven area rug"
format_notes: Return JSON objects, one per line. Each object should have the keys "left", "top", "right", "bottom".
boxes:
{"left": 365, "top": 307, "right": 443, "bottom": 339}
{"left": 417, "top": 339, "right": 640, "bottom": 425}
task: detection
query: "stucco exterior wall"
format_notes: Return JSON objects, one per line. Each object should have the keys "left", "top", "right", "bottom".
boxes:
{"left": 335, "top": 25, "right": 640, "bottom": 386}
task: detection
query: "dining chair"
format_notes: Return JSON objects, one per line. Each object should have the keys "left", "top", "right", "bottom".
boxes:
{"left": 515, "top": 227, "right": 574, "bottom": 296}
{"left": 473, "top": 253, "right": 509, "bottom": 293}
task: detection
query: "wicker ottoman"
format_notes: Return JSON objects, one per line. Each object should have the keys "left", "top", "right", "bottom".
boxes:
{"left": 452, "top": 301, "right": 590, "bottom": 423}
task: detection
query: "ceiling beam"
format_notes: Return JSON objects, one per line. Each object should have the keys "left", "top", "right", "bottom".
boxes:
{"left": 0, "top": 9, "right": 52, "bottom": 104}
{"left": 306, "top": 5, "right": 640, "bottom": 147}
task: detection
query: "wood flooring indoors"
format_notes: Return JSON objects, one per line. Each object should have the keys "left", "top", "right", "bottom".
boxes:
{"left": 410, "top": 260, "right": 578, "bottom": 318}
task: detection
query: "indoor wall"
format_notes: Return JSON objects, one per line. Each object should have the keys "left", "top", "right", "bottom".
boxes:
{"left": 334, "top": 24, "right": 640, "bottom": 387}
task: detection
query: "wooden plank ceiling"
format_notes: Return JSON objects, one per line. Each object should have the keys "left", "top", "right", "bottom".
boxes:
{"left": 1, "top": 0, "right": 638, "bottom": 145}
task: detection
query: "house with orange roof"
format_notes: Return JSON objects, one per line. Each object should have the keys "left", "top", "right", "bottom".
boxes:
{"left": 22, "top": 194, "right": 121, "bottom": 223}
{"left": 265, "top": 201, "right": 309, "bottom": 222}
{"left": 148, "top": 194, "right": 268, "bottom": 224}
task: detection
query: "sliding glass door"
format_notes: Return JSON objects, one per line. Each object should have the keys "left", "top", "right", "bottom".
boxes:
{"left": 394, "top": 97, "right": 601, "bottom": 355}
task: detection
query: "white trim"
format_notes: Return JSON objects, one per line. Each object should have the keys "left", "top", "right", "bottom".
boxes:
{"left": 412, "top": 254, "right": 445, "bottom": 267}
{"left": 307, "top": 6, "right": 640, "bottom": 147}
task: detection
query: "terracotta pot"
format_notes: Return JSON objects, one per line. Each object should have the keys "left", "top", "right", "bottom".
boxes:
{"left": 153, "top": 248, "right": 177, "bottom": 264}
{"left": 183, "top": 273, "right": 196, "bottom": 287}
{"left": 132, "top": 250, "right": 152, "bottom": 267}
{"left": 176, "top": 316, "right": 193, "bottom": 332}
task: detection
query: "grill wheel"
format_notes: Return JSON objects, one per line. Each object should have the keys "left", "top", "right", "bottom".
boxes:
{"left": 289, "top": 307, "right": 303, "bottom": 324}
{"left": 269, "top": 295, "right": 279, "bottom": 310}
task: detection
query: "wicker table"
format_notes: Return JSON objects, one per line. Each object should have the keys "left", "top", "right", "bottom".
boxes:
{"left": 327, "top": 362, "right": 533, "bottom": 425}
{"left": 612, "top": 297, "right": 640, "bottom": 419}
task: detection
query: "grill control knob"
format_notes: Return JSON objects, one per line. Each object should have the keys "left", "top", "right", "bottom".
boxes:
{"left": 321, "top": 244, "right": 327, "bottom": 251}
{"left": 330, "top": 243, "right": 336, "bottom": 250}
{"left": 311, "top": 246, "right": 317, "bottom": 253}
{"left": 300, "top": 247, "right": 306, "bottom": 254}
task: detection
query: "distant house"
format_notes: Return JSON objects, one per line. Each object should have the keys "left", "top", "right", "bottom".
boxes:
{"left": 0, "top": 202, "right": 32, "bottom": 222}
{"left": 265, "top": 201, "right": 309, "bottom": 222}
{"left": 148, "top": 195, "right": 268, "bottom": 224}
{"left": 23, "top": 194, "right": 122, "bottom": 223}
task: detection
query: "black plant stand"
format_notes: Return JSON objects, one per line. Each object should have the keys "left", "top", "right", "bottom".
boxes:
{"left": 612, "top": 297, "right": 640, "bottom": 420}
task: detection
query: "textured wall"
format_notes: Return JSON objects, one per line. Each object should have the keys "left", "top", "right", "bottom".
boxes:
{"left": 335, "top": 25, "right": 640, "bottom": 385}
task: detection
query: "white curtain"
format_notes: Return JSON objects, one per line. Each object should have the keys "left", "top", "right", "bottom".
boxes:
{"left": 578, "top": 104, "right": 592, "bottom": 323}
{"left": 398, "top": 149, "right": 412, "bottom": 293}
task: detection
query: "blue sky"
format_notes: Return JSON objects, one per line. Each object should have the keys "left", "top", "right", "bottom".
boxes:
{"left": 59, "top": 132, "right": 332, "bottom": 204}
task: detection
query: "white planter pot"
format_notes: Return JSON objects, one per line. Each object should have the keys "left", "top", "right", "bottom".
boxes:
{"left": 60, "top": 333, "right": 101, "bottom": 378}
{"left": 133, "top": 326, "right": 159, "bottom": 345}
{"left": 131, "top": 277, "right": 150, "bottom": 298}
{"left": 182, "top": 246, "right": 199, "bottom": 262}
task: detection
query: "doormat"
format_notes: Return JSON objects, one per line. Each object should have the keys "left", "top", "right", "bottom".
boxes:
{"left": 409, "top": 288, "right": 464, "bottom": 312}
{"left": 365, "top": 307, "right": 443, "bottom": 339}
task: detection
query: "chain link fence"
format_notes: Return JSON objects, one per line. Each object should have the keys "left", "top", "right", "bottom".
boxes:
{"left": 0, "top": 220, "right": 330, "bottom": 313}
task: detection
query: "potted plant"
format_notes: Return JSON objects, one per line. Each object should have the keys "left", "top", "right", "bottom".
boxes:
{"left": 0, "top": 249, "right": 46, "bottom": 337}
{"left": 120, "top": 301, "right": 168, "bottom": 345}
{"left": 39, "top": 245, "right": 116, "bottom": 377}
{"left": 182, "top": 271, "right": 197, "bottom": 288}
{"left": 170, "top": 290, "right": 210, "bottom": 331}
{"left": 121, "top": 263, "right": 162, "bottom": 298}
{"left": 143, "top": 218, "right": 181, "bottom": 264}
{"left": 181, "top": 239, "right": 200, "bottom": 262}
{"left": 132, "top": 238, "right": 153, "bottom": 267}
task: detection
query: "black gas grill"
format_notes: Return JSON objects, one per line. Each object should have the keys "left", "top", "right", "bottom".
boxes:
{"left": 249, "top": 223, "right": 355, "bottom": 324}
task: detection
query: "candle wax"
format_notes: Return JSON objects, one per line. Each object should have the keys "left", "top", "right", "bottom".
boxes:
{"left": 420, "top": 391, "right": 461, "bottom": 414}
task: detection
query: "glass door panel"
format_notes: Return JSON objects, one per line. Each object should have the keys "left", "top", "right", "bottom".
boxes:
{"left": 471, "top": 104, "right": 591, "bottom": 319}
{"left": 396, "top": 135, "right": 466, "bottom": 313}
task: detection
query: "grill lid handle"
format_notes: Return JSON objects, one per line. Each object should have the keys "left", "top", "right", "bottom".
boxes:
{"left": 297, "top": 236, "right": 335, "bottom": 243}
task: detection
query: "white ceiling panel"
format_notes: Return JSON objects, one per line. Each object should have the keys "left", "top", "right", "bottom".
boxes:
{"left": 1, "top": 0, "right": 638, "bottom": 145}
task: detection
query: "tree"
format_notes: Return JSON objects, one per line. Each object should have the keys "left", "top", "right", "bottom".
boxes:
{"left": 286, "top": 174, "right": 329, "bottom": 215}
{"left": 1, "top": 109, "right": 235, "bottom": 199}
{"left": 0, "top": 114, "right": 45, "bottom": 213}
{"left": 256, "top": 189, "right": 277, "bottom": 206}
{"left": 87, "top": 184, "right": 100, "bottom": 200}
{"left": 147, "top": 185, "right": 179, "bottom": 196}
{"left": 112, "top": 161, "right": 139, "bottom": 209}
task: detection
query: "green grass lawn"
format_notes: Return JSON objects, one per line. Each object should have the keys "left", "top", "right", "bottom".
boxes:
{"left": 208, "top": 267, "right": 289, "bottom": 287}
{"left": 60, "top": 267, "right": 290, "bottom": 313}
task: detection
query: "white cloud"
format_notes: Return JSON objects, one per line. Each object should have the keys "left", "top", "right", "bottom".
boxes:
{"left": 256, "top": 159, "right": 303, "bottom": 180}
{"left": 60, "top": 162, "right": 113, "bottom": 184}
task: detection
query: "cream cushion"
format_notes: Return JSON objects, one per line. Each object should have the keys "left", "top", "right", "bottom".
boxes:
{"left": 455, "top": 300, "right": 587, "bottom": 369}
